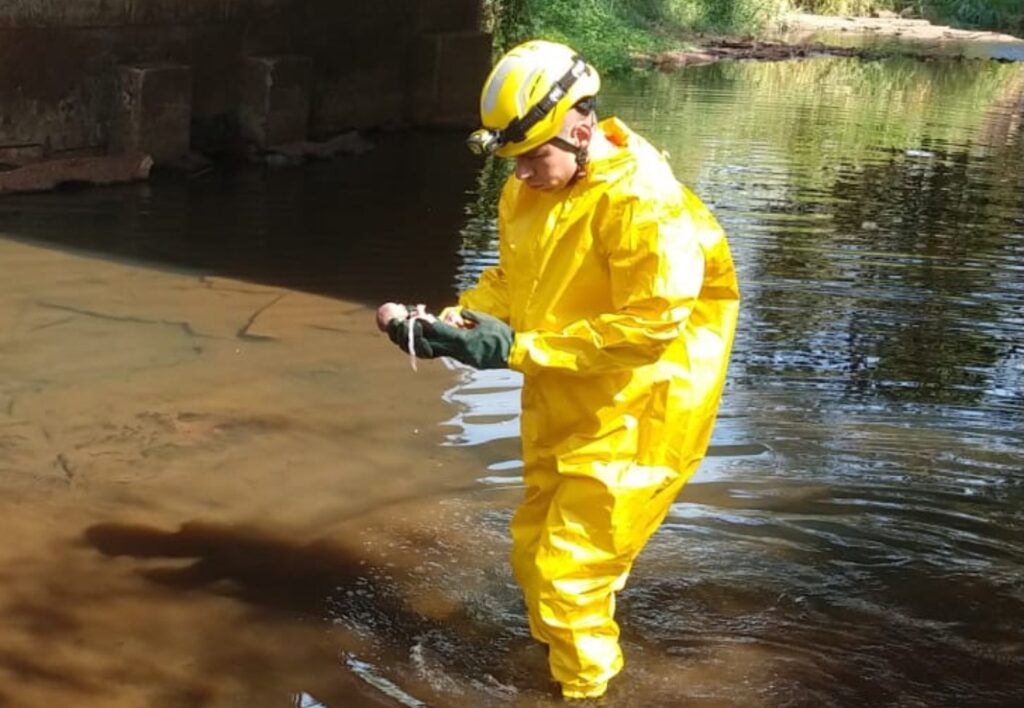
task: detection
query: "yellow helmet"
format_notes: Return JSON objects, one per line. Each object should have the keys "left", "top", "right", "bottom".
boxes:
{"left": 466, "top": 40, "right": 601, "bottom": 158}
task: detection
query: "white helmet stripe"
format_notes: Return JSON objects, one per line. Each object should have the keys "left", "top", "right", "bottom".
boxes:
{"left": 482, "top": 57, "right": 516, "bottom": 116}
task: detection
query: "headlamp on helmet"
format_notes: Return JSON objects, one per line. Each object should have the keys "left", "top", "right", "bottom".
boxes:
{"left": 466, "top": 128, "right": 502, "bottom": 156}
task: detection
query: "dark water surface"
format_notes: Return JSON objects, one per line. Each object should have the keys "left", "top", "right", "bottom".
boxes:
{"left": 2, "top": 56, "right": 1023, "bottom": 707}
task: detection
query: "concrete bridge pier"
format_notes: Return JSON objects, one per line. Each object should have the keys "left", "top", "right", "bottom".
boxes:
{"left": 240, "top": 56, "right": 314, "bottom": 149}
{"left": 111, "top": 63, "right": 193, "bottom": 163}
{"left": 0, "top": 1, "right": 492, "bottom": 193}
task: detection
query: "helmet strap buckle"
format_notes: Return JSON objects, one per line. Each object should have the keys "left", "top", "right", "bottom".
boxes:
{"left": 548, "top": 136, "right": 589, "bottom": 167}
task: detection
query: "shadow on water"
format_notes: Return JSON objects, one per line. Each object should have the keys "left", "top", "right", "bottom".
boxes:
{"left": 85, "top": 521, "right": 397, "bottom": 609}
{"left": 84, "top": 520, "right": 440, "bottom": 641}
{"left": 81, "top": 521, "right": 561, "bottom": 706}
{"left": 0, "top": 129, "right": 482, "bottom": 312}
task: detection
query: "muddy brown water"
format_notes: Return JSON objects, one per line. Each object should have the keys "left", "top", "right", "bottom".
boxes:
{"left": 2, "top": 58, "right": 1023, "bottom": 707}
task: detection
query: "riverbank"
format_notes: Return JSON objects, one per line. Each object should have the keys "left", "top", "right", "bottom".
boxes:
{"left": 782, "top": 11, "right": 1023, "bottom": 43}
{"left": 644, "top": 11, "right": 1024, "bottom": 69}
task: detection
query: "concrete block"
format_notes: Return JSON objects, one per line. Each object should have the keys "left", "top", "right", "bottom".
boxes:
{"left": 313, "top": 58, "right": 407, "bottom": 134}
{"left": 0, "top": 27, "right": 109, "bottom": 154}
{"left": 240, "top": 55, "right": 313, "bottom": 148}
{"left": 111, "top": 63, "right": 192, "bottom": 163}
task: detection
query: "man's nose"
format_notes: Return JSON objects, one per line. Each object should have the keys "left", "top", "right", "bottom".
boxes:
{"left": 514, "top": 159, "right": 533, "bottom": 181}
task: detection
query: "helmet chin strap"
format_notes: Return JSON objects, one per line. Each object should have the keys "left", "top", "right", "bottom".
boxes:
{"left": 548, "top": 136, "right": 589, "bottom": 171}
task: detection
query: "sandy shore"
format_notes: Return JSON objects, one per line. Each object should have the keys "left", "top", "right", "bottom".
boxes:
{"left": 645, "top": 11, "right": 1024, "bottom": 69}
{"left": 781, "top": 11, "right": 1022, "bottom": 43}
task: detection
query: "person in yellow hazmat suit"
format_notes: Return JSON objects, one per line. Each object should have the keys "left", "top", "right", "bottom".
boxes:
{"left": 381, "top": 39, "right": 740, "bottom": 700}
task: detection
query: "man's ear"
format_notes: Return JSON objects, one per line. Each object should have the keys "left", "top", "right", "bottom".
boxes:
{"left": 572, "top": 119, "right": 594, "bottom": 147}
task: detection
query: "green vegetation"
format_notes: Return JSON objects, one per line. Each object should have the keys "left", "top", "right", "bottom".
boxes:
{"left": 484, "top": 1, "right": 1024, "bottom": 74}
{"left": 926, "top": 0, "right": 1024, "bottom": 30}
{"left": 484, "top": 0, "right": 671, "bottom": 73}
{"left": 485, "top": 1, "right": 786, "bottom": 72}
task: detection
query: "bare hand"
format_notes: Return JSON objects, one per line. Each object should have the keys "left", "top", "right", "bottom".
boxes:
{"left": 376, "top": 302, "right": 409, "bottom": 332}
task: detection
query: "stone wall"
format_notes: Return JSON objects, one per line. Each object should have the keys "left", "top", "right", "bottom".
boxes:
{"left": 0, "top": 0, "right": 490, "bottom": 165}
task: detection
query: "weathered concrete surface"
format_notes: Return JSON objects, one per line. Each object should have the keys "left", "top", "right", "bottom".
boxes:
{"left": 0, "top": 28, "right": 111, "bottom": 154}
{"left": 0, "top": 144, "right": 46, "bottom": 168}
{"left": 111, "top": 64, "right": 192, "bottom": 162}
{"left": 240, "top": 56, "right": 313, "bottom": 148}
{"left": 0, "top": 1, "right": 489, "bottom": 165}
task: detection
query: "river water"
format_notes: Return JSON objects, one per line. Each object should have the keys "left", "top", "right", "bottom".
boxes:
{"left": 1, "top": 56, "right": 1022, "bottom": 707}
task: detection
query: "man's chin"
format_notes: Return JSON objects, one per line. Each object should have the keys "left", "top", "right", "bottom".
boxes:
{"left": 527, "top": 181, "right": 564, "bottom": 192}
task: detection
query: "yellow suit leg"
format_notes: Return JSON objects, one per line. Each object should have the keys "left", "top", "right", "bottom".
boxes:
{"left": 510, "top": 455, "right": 693, "bottom": 699}
{"left": 510, "top": 452, "right": 559, "bottom": 644}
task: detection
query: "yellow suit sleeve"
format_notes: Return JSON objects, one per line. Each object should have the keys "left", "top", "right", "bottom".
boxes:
{"left": 446, "top": 184, "right": 513, "bottom": 323}
{"left": 508, "top": 195, "right": 706, "bottom": 376}
{"left": 456, "top": 265, "right": 511, "bottom": 322}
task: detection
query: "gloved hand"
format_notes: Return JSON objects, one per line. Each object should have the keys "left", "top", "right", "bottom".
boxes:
{"left": 387, "top": 310, "right": 513, "bottom": 369}
{"left": 386, "top": 316, "right": 434, "bottom": 358}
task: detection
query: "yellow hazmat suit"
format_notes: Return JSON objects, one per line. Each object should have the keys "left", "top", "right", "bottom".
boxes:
{"left": 452, "top": 118, "right": 740, "bottom": 698}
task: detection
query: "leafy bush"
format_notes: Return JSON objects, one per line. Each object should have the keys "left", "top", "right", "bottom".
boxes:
{"left": 485, "top": 0, "right": 789, "bottom": 72}
{"left": 527, "top": 0, "right": 669, "bottom": 74}
{"left": 925, "top": 0, "right": 1024, "bottom": 30}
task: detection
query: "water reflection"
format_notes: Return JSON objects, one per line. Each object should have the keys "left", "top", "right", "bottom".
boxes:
{"left": 828, "top": 147, "right": 1021, "bottom": 408}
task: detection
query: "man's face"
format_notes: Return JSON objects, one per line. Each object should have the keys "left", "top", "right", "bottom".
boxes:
{"left": 513, "top": 141, "right": 579, "bottom": 191}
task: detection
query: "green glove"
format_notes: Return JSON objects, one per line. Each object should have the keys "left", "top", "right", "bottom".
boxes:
{"left": 388, "top": 310, "right": 513, "bottom": 369}
{"left": 386, "top": 317, "right": 435, "bottom": 358}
